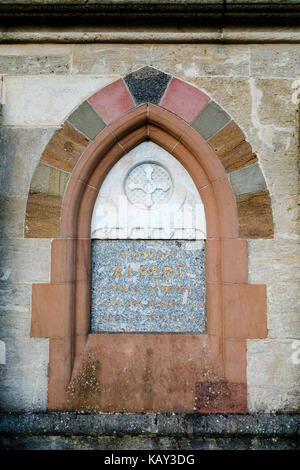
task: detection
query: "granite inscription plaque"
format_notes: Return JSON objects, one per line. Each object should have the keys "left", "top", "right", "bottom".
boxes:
{"left": 91, "top": 240, "right": 206, "bottom": 333}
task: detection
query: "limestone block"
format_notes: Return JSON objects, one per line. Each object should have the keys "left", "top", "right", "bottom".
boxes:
{"left": 0, "top": 55, "right": 70, "bottom": 75}
{"left": 2, "top": 76, "right": 116, "bottom": 126}
{"left": 0, "top": 310, "right": 30, "bottom": 340}
{"left": 0, "top": 127, "right": 55, "bottom": 197}
{"left": 267, "top": 282, "right": 300, "bottom": 339}
{"left": 248, "top": 240, "right": 300, "bottom": 284}
{"left": 150, "top": 45, "right": 249, "bottom": 78}
{"left": 247, "top": 339, "right": 300, "bottom": 412}
{"left": 0, "top": 45, "right": 72, "bottom": 56}
{"left": 250, "top": 45, "right": 300, "bottom": 78}
{"left": 72, "top": 45, "right": 150, "bottom": 75}
{"left": 254, "top": 79, "right": 296, "bottom": 127}
{"left": 0, "top": 282, "right": 32, "bottom": 313}
{"left": 272, "top": 195, "right": 300, "bottom": 240}
{"left": 0, "top": 239, "right": 51, "bottom": 283}
{"left": 251, "top": 128, "right": 298, "bottom": 197}
{"left": 0, "top": 196, "right": 27, "bottom": 238}
{"left": 191, "top": 77, "right": 252, "bottom": 129}
{"left": 0, "top": 338, "right": 48, "bottom": 412}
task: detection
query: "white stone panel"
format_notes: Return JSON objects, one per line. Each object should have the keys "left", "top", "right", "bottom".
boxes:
{"left": 91, "top": 142, "right": 206, "bottom": 240}
{"left": 2, "top": 75, "right": 117, "bottom": 126}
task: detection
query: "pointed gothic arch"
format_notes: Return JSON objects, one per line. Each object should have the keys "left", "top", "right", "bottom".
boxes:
{"left": 28, "top": 68, "right": 272, "bottom": 412}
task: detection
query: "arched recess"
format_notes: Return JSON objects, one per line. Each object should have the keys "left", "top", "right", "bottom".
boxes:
{"left": 28, "top": 68, "right": 272, "bottom": 413}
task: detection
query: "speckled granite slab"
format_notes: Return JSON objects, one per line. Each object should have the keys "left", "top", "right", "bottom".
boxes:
{"left": 91, "top": 240, "right": 206, "bottom": 333}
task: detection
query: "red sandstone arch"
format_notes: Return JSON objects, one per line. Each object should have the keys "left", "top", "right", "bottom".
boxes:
{"left": 31, "top": 104, "right": 268, "bottom": 413}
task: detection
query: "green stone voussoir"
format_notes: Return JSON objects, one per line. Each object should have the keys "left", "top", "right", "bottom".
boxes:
{"left": 192, "top": 101, "right": 231, "bottom": 141}
{"left": 67, "top": 101, "right": 106, "bottom": 141}
{"left": 229, "top": 162, "right": 268, "bottom": 196}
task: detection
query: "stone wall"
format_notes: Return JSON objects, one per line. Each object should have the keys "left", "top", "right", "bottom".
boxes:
{"left": 0, "top": 42, "right": 299, "bottom": 413}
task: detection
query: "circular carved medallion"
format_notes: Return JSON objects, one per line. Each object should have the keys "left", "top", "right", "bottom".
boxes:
{"left": 125, "top": 162, "right": 172, "bottom": 209}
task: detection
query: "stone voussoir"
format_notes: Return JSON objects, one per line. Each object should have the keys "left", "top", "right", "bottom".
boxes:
{"left": 237, "top": 190, "right": 274, "bottom": 239}
{"left": 30, "top": 162, "right": 70, "bottom": 198}
{"left": 124, "top": 66, "right": 171, "bottom": 106}
{"left": 88, "top": 78, "right": 135, "bottom": 125}
{"left": 160, "top": 76, "right": 210, "bottom": 124}
{"left": 40, "top": 121, "right": 90, "bottom": 173}
{"left": 208, "top": 120, "right": 258, "bottom": 173}
{"left": 191, "top": 100, "right": 231, "bottom": 141}
{"left": 229, "top": 162, "right": 268, "bottom": 197}
{"left": 67, "top": 100, "right": 106, "bottom": 141}
{"left": 24, "top": 189, "right": 62, "bottom": 239}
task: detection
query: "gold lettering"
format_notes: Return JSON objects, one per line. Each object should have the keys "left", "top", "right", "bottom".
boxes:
{"left": 151, "top": 265, "right": 160, "bottom": 277}
{"left": 163, "top": 266, "right": 173, "bottom": 278}
{"left": 112, "top": 265, "right": 122, "bottom": 277}
{"left": 140, "top": 265, "right": 149, "bottom": 277}
{"left": 128, "top": 265, "right": 137, "bottom": 277}
{"left": 174, "top": 266, "right": 183, "bottom": 277}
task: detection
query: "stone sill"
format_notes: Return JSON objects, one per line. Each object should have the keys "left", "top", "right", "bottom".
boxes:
{"left": 1, "top": 412, "right": 299, "bottom": 437}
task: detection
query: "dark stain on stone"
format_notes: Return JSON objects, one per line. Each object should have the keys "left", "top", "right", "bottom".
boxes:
{"left": 143, "top": 347, "right": 154, "bottom": 411}
{"left": 67, "top": 352, "right": 102, "bottom": 412}
{"left": 195, "top": 381, "right": 247, "bottom": 413}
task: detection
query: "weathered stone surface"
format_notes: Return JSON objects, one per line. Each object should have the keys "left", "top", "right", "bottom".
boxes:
{"left": 254, "top": 78, "right": 296, "bottom": 127}
{"left": 2, "top": 433, "right": 300, "bottom": 450}
{"left": 267, "top": 282, "right": 300, "bottom": 339}
{"left": 229, "top": 162, "right": 267, "bottom": 196}
{"left": 40, "top": 121, "right": 89, "bottom": 173}
{"left": 192, "top": 100, "right": 231, "bottom": 140}
{"left": 0, "top": 283, "right": 48, "bottom": 414}
{"left": 67, "top": 100, "right": 106, "bottom": 140}
{"left": 237, "top": 190, "right": 274, "bottom": 238}
{"left": 247, "top": 339, "right": 300, "bottom": 413}
{"left": 0, "top": 282, "right": 32, "bottom": 312}
{"left": 24, "top": 190, "right": 62, "bottom": 238}
{"left": 248, "top": 127, "right": 299, "bottom": 198}
{"left": 72, "top": 45, "right": 149, "bottom": 75}
{"left": 124, "top": 67, "right": 171, "bottom": 105}
{"left": 272, "top": 194, "right": 300, "bottom": 241}
{"left": 191, "top": 77, "right": 252, "bottom": 130}
{"left": 30, "top": 163, "right": 69, "bottom": 197}
{"left": 1, "top": 411, "right": 300, "bottom": 438}
{"left": 0, "top": 127, "right": 55, "bottom": 197}
{"left": 0, "top": 55, "right": 70, "bottom": 75}
{"left": 2, "top": 76, "right": 114, "bottom": 126}
{"left": 151, "top": 45, "right": 249, "bottom": 79}
{"left": 250, "top": 45, "right": 300, "bottom": 78}
{"left": 0, "top": 45, "right": 72, "bottom": 56}
{"left": 248, "top": 240, "right": 300, "bottom": 284}
{"left": 0, "top": 338, "right": 48, "bottom": 412}
{"left": 0, "top": 196, "right": 27, "bottom": 238}
{"left": 91, "top": 240, "right": 206, "bottom": 333}
{"left": 0, "top": 239, "right": 51, "bottom": 283}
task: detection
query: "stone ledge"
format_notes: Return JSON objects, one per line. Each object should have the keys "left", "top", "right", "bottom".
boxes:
{"left": 1, "top": 412, "right": 299, "bottom": 437}
{"left": 0, "top": 1, "right": 299, "bottom": 25}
